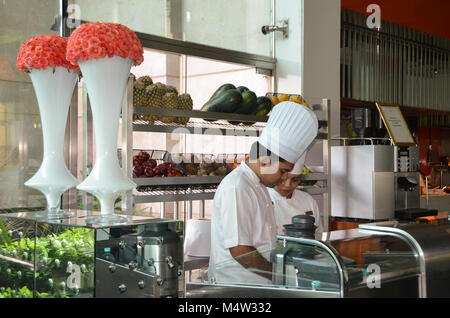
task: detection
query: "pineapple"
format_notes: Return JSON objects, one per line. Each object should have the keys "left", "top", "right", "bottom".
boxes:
{"left": 133, "top": 78, "right": 149, "bottom": 121}
{"left": 165, "top": 85, "right": 178, "bottom": 95}
{"left": 133, "top": 78, "right": 149, "bottom": 106}
{"left": 138, "top": 75, "right": 153, "bottom": 87}
{"left": 143, "top": 84, "right": 163, "bottom": 122}
{"left": 161, "top": 92, "right": 179, "bottom": 123}
{"left": 177, "top": 93, "right": 193, "bottom": 125}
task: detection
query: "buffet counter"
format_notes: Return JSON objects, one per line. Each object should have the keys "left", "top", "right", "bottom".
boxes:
{"left": 187, "top": 220, "right": 450, "bottom": 298}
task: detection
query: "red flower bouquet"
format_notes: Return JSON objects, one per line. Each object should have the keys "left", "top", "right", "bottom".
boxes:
{"left": 16, "top": 35, "right": 79, "bottom": 73}
{"left": 66, "top": 22, "right": 144, "bottom": 66}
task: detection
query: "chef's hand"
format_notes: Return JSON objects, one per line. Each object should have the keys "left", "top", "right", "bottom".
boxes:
{"left": 229, "top": 245, "right": 273, "bottom": 281}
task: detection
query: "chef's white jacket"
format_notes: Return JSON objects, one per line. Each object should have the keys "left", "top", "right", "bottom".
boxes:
{"left": 208, "top": 161, "right": 277, "bottom": 285}
{"left": 268, "top": 187, "right": 323, "bottom": 235}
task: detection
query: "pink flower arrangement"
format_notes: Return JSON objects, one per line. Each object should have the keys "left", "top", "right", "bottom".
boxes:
{"left": 66, "top": 22, "right": 144, "bottom": 66}
{"left": 16, "top": 35, "right": 79, "bottom": 73}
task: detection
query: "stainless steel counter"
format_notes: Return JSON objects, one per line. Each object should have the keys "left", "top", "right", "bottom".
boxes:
{"left": 187, "top": 220, "right": 450, "bottom": 298}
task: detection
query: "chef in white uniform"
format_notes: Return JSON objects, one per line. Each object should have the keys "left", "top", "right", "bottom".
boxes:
{"left": 268, "top": 152, "right": 323, "bottom": 235}
{"left": 209, "top": 102, "right": 318, "bottom": 285}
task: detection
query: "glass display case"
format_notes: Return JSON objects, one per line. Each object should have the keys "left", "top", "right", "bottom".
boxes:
{"left": 0, "top": 211, "right": 183, "bottom": 298}
{"left": 187, "top": 220, "right": 450, "bottom": 298}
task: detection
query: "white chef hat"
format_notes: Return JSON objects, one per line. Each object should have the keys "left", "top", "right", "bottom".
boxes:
{"left": 258, "top": 101, "right": 318, "bottom": 163}
{"left": 289, "top": 151, "right": 307, "bottom": 175}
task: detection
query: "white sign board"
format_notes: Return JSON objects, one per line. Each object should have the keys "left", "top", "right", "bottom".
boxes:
{"left": 376, "top": 103, "right": 416, "bottom": 146}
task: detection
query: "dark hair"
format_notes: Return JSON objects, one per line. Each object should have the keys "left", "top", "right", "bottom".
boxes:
{"left": 248, "top": 142, "right": 287, "bottom": 162}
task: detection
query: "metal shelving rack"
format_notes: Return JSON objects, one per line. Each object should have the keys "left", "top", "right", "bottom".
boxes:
{"left": 120, "top": 84, "right": 331, "bottom": 230}
{"left": 120, "top": 78, "right": 269, "bottom": 215}
{"left": 299, "top": 99, "right": 331, "bottom": 232}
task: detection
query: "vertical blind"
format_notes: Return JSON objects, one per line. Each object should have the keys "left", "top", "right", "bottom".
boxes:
{"left": 341, "top": 9, "right": 450, "bottom": 113}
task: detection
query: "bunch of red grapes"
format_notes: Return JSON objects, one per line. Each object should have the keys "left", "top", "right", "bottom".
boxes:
{"left": 133, "top": 151, "right": 183, "bottom": 178}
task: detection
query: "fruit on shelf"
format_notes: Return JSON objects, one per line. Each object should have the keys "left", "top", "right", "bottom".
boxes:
{"left": 253, "top": 96, "right": 273, "bottom": 117}
{"left": 144, "top": 82, "right": 165, "bottom": 121}
{"left": 139, "top": 75, "right": 153, "bottom": 87}
{"left": 133, "top": 81, "right": 192, "bottom": 125}
{"left": 176, "top": 93, "right": 193, "bottom": 125}
{"left": 153, "top": 167, "right": 162, "bottom": 177}
{"left": 144, "top": 167, "right": 154, "bottom": 177}
{"left": 302, "top": 166, "right": 312, "bottom": 175}
{"left": 202, "top": 83, "right": 272, "bottom": 125}
{"left": 289, "top": 95, "right": 310, "bottom": 108}
{"left": 268, "top": 93, "right": 309, "bottom": 108}
{"left": 180, "top": 163, "right": 198, "bottom": 176}
{"left": 290, "top": 95, "right": 302, "bottom": 104}
{"left": 167, "top": 167, "right": 182, "bottom": 177}
{"left": 160, "top": 92, "right": 179, "bottom": 123}
{"left": 278, "top": 94, "right": 290, "bottom": 102}
{"left": 142, "top": 158, "right": 157, "bottom": 169}
{"left": 228, "top": 90, "right": 258, "bottom": 125}
{"left": 138, "top": 151, "right": 150, "bottom": 161}
{"left": 132, "top": 75, "right": 194, "bottom": 125}
{"left": 177, "top": 159, "right": 229, "bottom": 177}
{"left": 198, "top": 162, "right": 229, "bottom": 176}
{"left": 133, "top": 165, "right": 145, "bottom": 177}
{"left": 132, "top": 75, "right": 157, "bottom": 122}
{"left": 132, "top": 151, "right": 182, "bottom": 178}
{"left": 164, "top": 85, "right": 178, "bottom": 95}
{"left": 270, "top": 95, "right": 280, "bottom": 106}
{"left": 201, "top": 89, "right": 243, "bottom": 114}
{"left": 133, "top": 78, "right": 149, "bottom": 106}
{"left": 133, "top": 77, "right": 150, "bottom": 121}
{"left": 155, "top": 165, "right": 166, "bottom": 176}
{"left": 210, "top": 83, "right": 236, "bottom": 100}
{"left": 236, "top": 86, "right": 249, "bottom": 94}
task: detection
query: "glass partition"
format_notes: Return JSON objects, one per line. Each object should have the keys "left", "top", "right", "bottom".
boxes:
{"left": 208, "top": 229, "right": 421, "bottom": 297}
{"left": 0, "top": 0, "right": 60, "bottom": 211}
{"left": 212, "top": 239, "right": 342, "bottom": 294}
{"left": 69, "top": 0, "right": 273, "bottom": 57}
{"left": 325, "top": 228, "right": 420, "bottom": 292}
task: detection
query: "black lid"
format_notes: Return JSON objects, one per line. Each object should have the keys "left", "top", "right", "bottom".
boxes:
{"left": 284, "top": 223, "right": 317, "bottom": 230}
{"left": 292, "top": 214, "right": 315, "bottom": 224}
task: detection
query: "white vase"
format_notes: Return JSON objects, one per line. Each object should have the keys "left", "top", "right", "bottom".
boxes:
{"left": 25, "top": 66, "right": 79, "bottom": 219}
{"left": 76, "top": 55, "right": 135, "bottom": 224}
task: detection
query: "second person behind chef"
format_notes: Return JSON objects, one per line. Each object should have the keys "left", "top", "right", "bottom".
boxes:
{"left": 268, "top": 151, "right": 323, "bottom": 236}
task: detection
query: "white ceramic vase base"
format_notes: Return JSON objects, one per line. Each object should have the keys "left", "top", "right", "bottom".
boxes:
{"left": 33, "top": 210, "right": 76, "bottom": 220}
{"left": 25, "top": 67, "right": 79, "bottom": 215}
{"left": 76, "top": 56, "right": 136, "bottom": 223}
{"left": 83, "top": 214, "right": 130, "bottom": 225}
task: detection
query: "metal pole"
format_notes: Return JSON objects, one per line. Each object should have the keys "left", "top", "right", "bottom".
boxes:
{"left": 187, "top": 200, "right": 193, "bottom": 220}
{"left": 174, "top": 201, "right": 179, "bottom": 220}
{"left": 58, "top": 0, "right": 67, "bottom": 37}
{"left": 60, "top": 0, "right": 78, "bottom": 211}
{"left": 199, "top": 200, "right": 205, "bottom": 219}
{"left": 322, "top": 98, "right": 331, "bottom": 233}
{"left": 160, "top": 202, "right": 165, "bottom": 219}
{"left": 121, "top": 76, "right": 134, "bottom": 215}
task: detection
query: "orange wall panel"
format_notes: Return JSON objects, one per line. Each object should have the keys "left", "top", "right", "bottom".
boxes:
{"left": 341, "top": 0, "right": 450, "bottom": 40}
